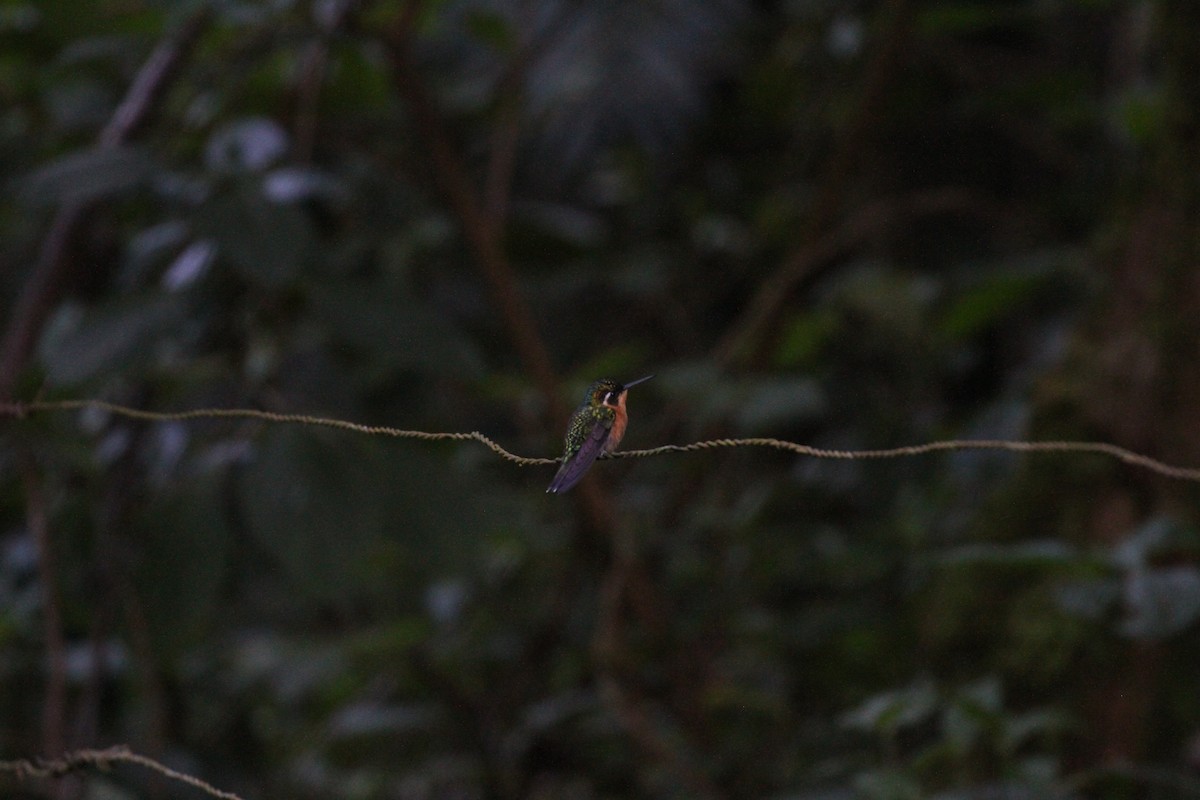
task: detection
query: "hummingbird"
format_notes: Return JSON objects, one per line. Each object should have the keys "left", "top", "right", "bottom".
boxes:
{"left": 546, "top": 375, "right": 654, "bottom": 494}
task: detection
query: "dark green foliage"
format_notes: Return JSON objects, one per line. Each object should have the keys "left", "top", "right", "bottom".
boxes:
{"left": 2, "top": 1, "right": 1200, "bottom": 798}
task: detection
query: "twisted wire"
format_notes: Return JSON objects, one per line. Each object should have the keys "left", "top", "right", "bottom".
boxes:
{"left": 4, "top": 399, "right": 1200, "bottom": 481}
{"left": 611, "top": 438, "right": 1200, "bottom": 481}
{"left": 0, "top": 745, "right": 244, "bottom": 800}
{"left": 3, "top": 399, "right": 557, "bottom": 465}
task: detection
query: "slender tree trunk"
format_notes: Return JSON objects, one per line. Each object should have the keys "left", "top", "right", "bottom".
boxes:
{"left": 1050, "top": 0, "right": 1200, "bottom": 765}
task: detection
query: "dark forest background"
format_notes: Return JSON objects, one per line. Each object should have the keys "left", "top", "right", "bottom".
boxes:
{"left": 3, "top": 1, "right": 1200, "bottom": 798}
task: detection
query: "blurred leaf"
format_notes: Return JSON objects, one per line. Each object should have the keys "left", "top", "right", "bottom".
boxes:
{"left": 1119, "top": 566, "right": 1200, "bottom": 639}
{"left": 204, "top": 117, "right": 289, "bottom": 173}
{"left": 1110, "top": 516, "right": 1180, "bottom": 570}
{"left": 733, "top": 376, "right": 826, "bottom": 433}
{"left": 0, "top": 5, "right": 40, "bottom": 33}
{"left": 774, "top": 311, "right": 838, "bottom": 368}
{"left": 954, "top": 676, "right": 1002, "bottom": 715}
{"left": 916, "top": 4, "right": 1025, "bottom": 35}
{"left": 656, "top": 362, "right": 742, "bottom": 432}
{"left": 135, "top": 474, "right": 232, "bottom": 658}
{"left": 39, "top": 294, "right": 183, "bottom": 385}
{"left": 1113, "top": 86, "right": 1165, "bottom": 146}
{"left": 43, "top": 78, "right": 114, "bottom": 132}
{"left": 1015, "top": 755, "right": 1060, "bottom": 786}
{"left": 0, "top": 530, "right": 38, "bottom": 637}
{"left": 238, "top": 428, "right": 389, "bottom": 605}
{"left": 238, "top": 425, "right": 493, "bottom": 606}
{"left": 1053, "top": 575, "right": 1119, "bottom": 623}
{"left": 841, "top": 679, "right": 938, "bottom": 734}
{"left": 321, "top": 39, "right": 392, "bottom": 113}
{"left": 563, "top": 345, "right": 652, "bottom": 389}
{"left": 940, "top": 678, "right": 1002, "bottom": 753}
{"left": 464, "top": 10, "right": 515, "bottom": 52}
{"left": 197, "top": 185, "right": 313, "bottom": 287}
{"left": 515, "top": 199, "right": 608, "bottom": 248}
{"left": 309, "top": 282, "right": 485, "bottom": 379}
{"left": 1002, "top": 710, "right": 1068, "bottom": 753}
{"left": 937, "top": 271, "right": 1047, "bottom": 341}
{"left": 123, "top": 220, "right": 190, "bottom": 281}
{"left": 19, "top": 145, "right": 153, "bottom": 205}
{"left": 517, "top": 0, "right": 749, "bottom": 172}
{"left": 936, "top": 540, "right": 1078, "bottom": 569}
{"left": 691, "top": 213, "right": 752, "bottom": 257}
{"left": 58, "top": 33, "right": 138, "bottom": 67}
{"left": 327, "top": 701, "right": 439, "bottom": 741}
{"left": 853, "top": 768, "right": 922, "bottom": 800}
{"left": 820, "top": 265, "right": 938, "bottom": 352}
{"left": 263, "top": 166, "right": 348, "bottom": 205}
{"left": 161, "top": 240, "right": 216, "bottom": 290}
{"left": 942, "top": 702, "right": 982, "bottom": 754}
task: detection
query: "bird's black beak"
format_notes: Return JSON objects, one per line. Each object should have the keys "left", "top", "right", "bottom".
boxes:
{"left": 620, "top": 375, "right": 654, "bottom": 391}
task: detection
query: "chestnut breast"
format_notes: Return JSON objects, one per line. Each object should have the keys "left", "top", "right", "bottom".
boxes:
{"left": 602, "top": 391, "right": 630, "bottom": 454}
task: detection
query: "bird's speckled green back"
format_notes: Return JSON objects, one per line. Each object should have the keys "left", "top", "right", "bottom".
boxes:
{"left": 562, "top": 379, "right": 619, "bottom": 456}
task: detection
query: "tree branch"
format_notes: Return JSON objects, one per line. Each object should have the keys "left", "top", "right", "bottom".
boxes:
{"left": 593, "top": 544, "right": 722, "bottom": 799}
{"left": 291, "top": 0, "right": 362, "bottom": 163}
{"left": 385, "top": 24, "right": 560, "bottom": 409}
{"left": 382, "top": 12, "right": 711, "bottom": 785}
{"left": 482, "top": 3, "right": 576, "bottom": 222}
{"left": 713, "top": 187, "right": 986, "bottom": 367}
{"left": 0, "top": 8, "right": 211, "bottom": 400}
{"left": 382, "top": 7, "right": 634, "bottom": 537}
{"left": 712, "top": 0, "right": 915, "bottom": 369}
{"left": 21, "top": 463, "right": 66, "bottom": 761}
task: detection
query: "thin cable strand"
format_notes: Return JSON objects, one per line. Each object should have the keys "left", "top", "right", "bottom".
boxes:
{"left": 0, "top": 745, "right": 244, "bottom": 800}
{"left": 4, "top": 399, "right": 1200, "bottom": 481}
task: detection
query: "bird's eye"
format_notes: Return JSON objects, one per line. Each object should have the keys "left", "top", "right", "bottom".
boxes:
{"left": 603, "top": 391, "right": 616, "bottom": 404}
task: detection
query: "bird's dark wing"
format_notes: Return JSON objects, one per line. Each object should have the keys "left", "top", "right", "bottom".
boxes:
{"left": 546, "top": 421, "right": 610, "bottom": 494}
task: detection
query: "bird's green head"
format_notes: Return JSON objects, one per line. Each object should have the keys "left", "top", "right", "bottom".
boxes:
{"left": 582, "top": 375, "right": 653, "bottom": 408}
